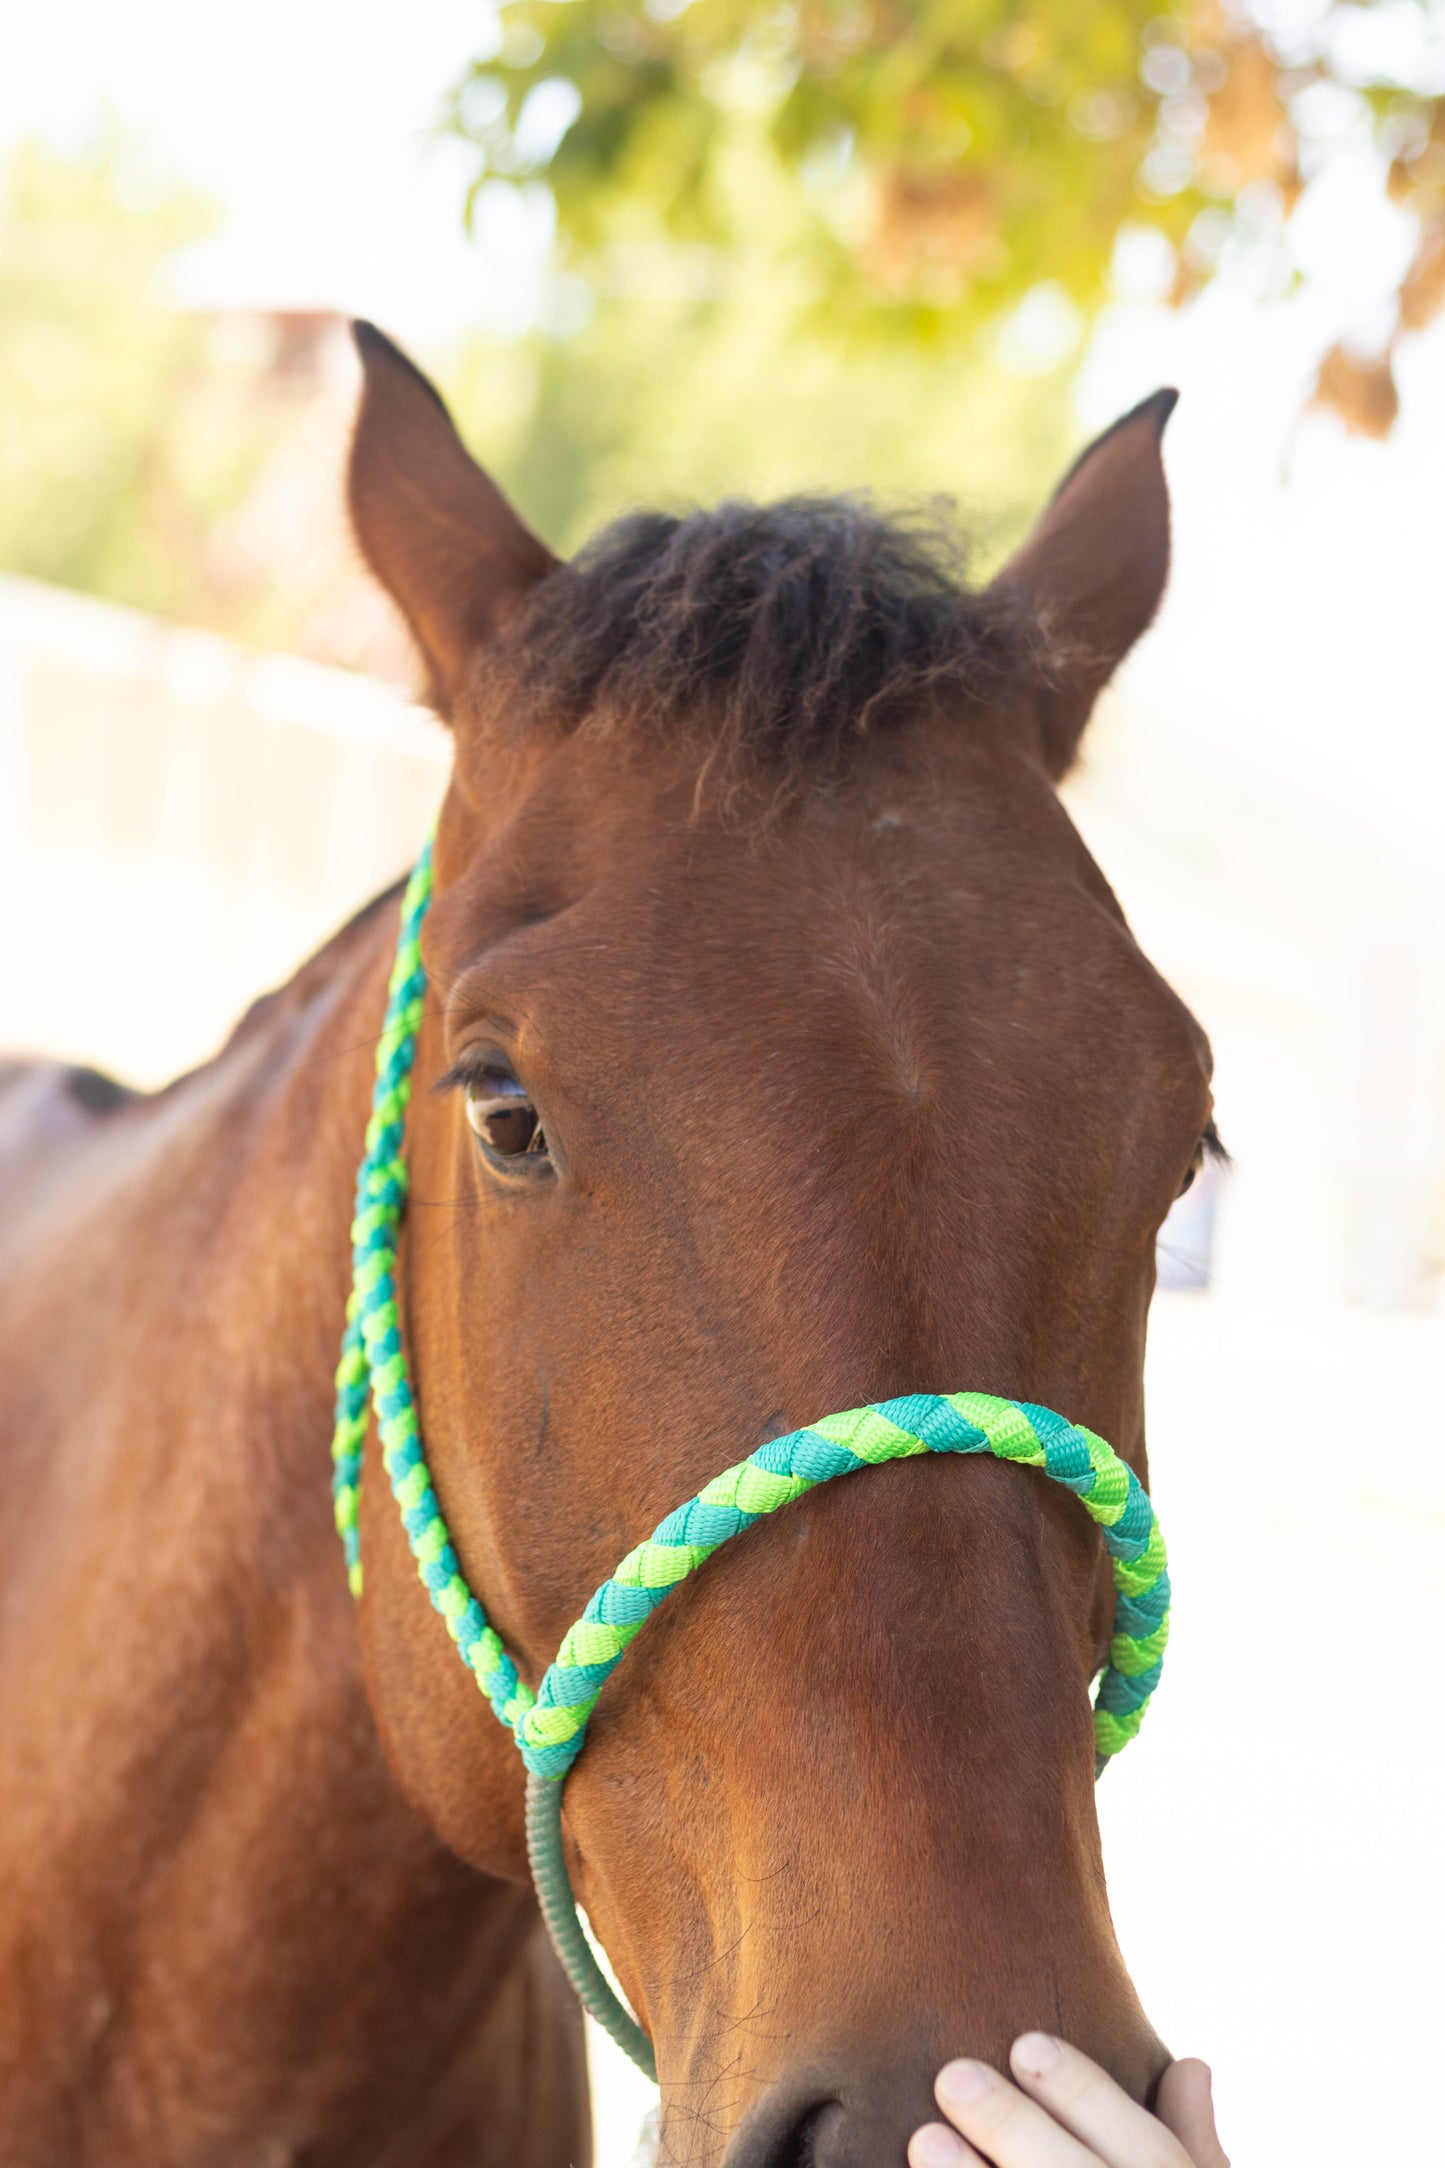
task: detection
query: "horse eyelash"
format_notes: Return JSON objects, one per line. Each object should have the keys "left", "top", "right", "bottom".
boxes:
{"left": 432, "top": 1054, "right": 504, "bottom": 1098}
{"left": 1202, "top": 1118, "right": 1229, "bottom": 1167}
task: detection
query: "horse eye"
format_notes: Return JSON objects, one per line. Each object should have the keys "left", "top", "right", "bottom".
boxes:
{"left": 464, "top": 1075, "right": 548, "bottom": 1161}
{"left": 1178, "top": 1145, "right": 1204, "bottom": 1197}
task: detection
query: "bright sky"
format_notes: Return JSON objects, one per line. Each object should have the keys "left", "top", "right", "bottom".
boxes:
{"left": 1, "top": 0, "right": 552, "bottom": 337}
{"left": 5, "top": 0, "right": 1444, "bottom": 854}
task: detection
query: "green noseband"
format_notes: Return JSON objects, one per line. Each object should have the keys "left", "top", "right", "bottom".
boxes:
{"left": 331, "top": 839, "right": 1172, "bottom": 2082}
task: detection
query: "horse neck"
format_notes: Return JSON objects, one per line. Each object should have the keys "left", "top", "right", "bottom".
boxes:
{"left": 0, "top": 885, "right": 395, "bottom": 1913}
{"left": 0, "top": 887, "right": 585, "bottom": 2163}
{"left": 114, "top": 887, "right": 397, "bottom": 1575}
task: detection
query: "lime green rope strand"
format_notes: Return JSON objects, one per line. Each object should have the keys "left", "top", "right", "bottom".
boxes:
{"left": 518, "top": 1391, "right": 1169, "bottom": 1783}
{"left": 329, "top": 840, "right": 536, "bottom": 1735}
{"left": 330, "top": 841, "right": 1173, "bottom": 2081}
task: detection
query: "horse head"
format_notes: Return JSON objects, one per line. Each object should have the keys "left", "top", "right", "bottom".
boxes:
{"left": 345, "top": 325, "right": 1213, "bottom": 2166}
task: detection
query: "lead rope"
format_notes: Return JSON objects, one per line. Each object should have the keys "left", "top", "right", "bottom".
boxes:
{"left": 331, "top": 846, "right": 1172, "bottom": 2085}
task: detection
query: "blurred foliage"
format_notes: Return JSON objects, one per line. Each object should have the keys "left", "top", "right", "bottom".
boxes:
{"left": 0, "top": 129, "right": 223, "bottom": 607}
{"left": 443, "top": 115, "right": 1080, "bottom": 568}
{"left": 0, "top": 130, "right": 410, "bottom": 669}
{"left": 0, "top": 122, "right": 1076, "bottom": 666}
{"left": 450, "top": 0, "right": 1445, "bottom": 432}
{"left": 457, "top": 301, "right": 1074, "bottom": 567}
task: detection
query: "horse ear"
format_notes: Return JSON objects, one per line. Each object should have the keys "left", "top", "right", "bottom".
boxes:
{"left": 989, "top": 389, "right": 1177, "bottom": 780}
{"left": 348, "top": 321, "right": 558, "bottom": 716}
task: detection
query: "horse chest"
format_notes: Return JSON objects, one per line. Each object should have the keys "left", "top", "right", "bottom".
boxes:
{"left": 0, "top": 1627, "right": 573, "bottom": 2164}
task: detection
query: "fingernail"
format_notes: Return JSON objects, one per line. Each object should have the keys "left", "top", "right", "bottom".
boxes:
{"left": 937, "top": 2059, "right": 991, "bottom": 2109}
{"left": 1013, "top": 2032, "right": 1062, "bottom": 2077}
{"left": 910, "top": 2123, "right": 966, "bottom": 2168}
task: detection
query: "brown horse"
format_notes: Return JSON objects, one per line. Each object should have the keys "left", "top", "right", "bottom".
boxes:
{"left": 0, "top": 325, "right": 1216, "bottom": 2167}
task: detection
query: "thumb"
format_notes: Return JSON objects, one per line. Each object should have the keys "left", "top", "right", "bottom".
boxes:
{"left": 1155, "top": 2059, "right": 1230, "bottom": 2168}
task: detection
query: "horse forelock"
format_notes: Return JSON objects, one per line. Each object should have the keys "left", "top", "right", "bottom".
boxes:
{"left": 473, "top": 497, "right": 1047, "bottom": 791}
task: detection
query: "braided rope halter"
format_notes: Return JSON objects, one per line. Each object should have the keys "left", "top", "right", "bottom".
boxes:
{"left": 331, "top": 842, "right": 1172, "bottom": 2082}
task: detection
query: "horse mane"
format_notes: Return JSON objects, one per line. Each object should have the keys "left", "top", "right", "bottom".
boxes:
{"left": 493, "top": 496, "right": 1039, "bottom": 782}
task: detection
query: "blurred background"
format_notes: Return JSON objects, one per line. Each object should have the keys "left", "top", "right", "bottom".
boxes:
{"left": 2, "top": 2, "right": 1442, "bottom": 2161}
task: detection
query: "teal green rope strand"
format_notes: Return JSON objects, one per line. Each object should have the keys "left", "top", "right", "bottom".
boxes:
{"left": 517, "top": 1395, "right": 1168, "bottom": 2067}
{"left": 328, "top": 841, "right": 536, "bottom": 1737}
{"left": 526, "top": 1773, "right": 657, "bottom": 2080}
{"left": 331, "top": 843, "right": 1173, "bottom": 2081}
{"left": 518, "top": 1393, "right": 1169, "bottom": 1784}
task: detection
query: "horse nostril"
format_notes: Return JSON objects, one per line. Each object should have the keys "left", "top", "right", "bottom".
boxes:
{"left": 783, "top": 2102, "right": 838, "bottom": 2167}
{"left": 722, "top": 2073, "right": 940, "bottom": 2168}
{"left": 726, "top": 2097, "right": 842, "bottom": 2168}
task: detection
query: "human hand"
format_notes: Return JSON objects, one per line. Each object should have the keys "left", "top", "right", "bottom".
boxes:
{"left": 909, "top": 2035, "right": 1229, "bottom": 2167}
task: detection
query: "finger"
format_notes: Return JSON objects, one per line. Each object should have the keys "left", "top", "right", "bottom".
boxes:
{"left": 1155, "top": 2061, "right": 1230, "bottom": 2168}
{"left": 1007, "top": 2035, "right": 1193, "bottom": 2166}
{"left": 934, "top": 2058, "right": 1101, "bottom": 2166}
{"left": 909, "top": 2121, "right": 989, "bottom": 2168}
